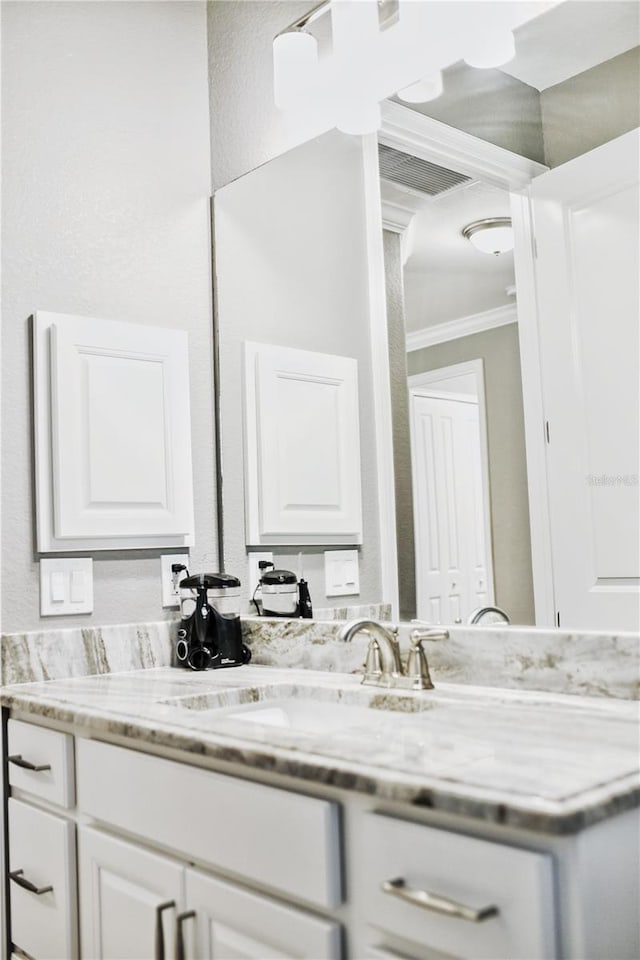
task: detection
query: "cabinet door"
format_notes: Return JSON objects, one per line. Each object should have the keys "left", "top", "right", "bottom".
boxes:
{"left": 244, "top": 341, "right": 363, "bottom": 545}
{"left": 184, "top": 867, "right": 341, "bottom": 960}
{"left": 34, "top": 311, "right": 195, "bottom": 551}
{"left": 78, "top": 826, "right": 183, "bottom": 960}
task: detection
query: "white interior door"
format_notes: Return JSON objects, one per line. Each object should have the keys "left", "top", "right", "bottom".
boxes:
{"left": 411, "top": 392, "right": 492, "bottom": 623}
{"left": 530, "top": 129, "right": 639, "bottom": 630}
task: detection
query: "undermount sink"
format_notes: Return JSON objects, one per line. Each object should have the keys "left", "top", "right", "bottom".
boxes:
{"left": 217, "top": 698, "right": 378, "bottom": 733}
{"left": 162, "top": 680, "right": 435, "bottom": 737}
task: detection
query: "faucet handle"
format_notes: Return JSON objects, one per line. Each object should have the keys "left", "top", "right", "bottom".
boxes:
{"left": 410, "top": 628, "right": 449, "bottom": 644}
{"left": 404, "top": 628, "right": 448, "bottom": 690}
{"left": 363, "top": 638, "right": 383, "bottom": 683}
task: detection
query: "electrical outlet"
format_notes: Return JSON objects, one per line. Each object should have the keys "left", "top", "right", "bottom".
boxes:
{"left": 161, "top": 554, "right": 190, "bottom": 608}
{"left": 247, "top": 552, "right": 274, "bottom": 599}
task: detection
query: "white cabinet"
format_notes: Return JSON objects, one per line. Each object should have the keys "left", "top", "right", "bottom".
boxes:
{"left": 8, "top": 798, "right": 77, "bottom": 960}
{"left": 78, "top": 826, "right": 184, "bottom": 960}
{"left": 183, "top": 867, "right": 341, "bottom": 959}
{"left": 4, "top": 716, "right": 639, "bottom": 960}
{"left": 359, "top": 813, "right": 556, "bottom": 960}
{"left": 34, "top": 311, "right": 195, "bottom": 551}
{"left": 77, "top": 828, "right": 341, "bottom": 960}
{"left": 244, "top": 341, "right": 363, "bottom": 546}
{"left": 76, "top": 738, "right": 342, "bottom": 911}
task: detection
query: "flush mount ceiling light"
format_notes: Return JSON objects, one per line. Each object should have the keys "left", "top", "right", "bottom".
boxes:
{"left": 462, "top": 218, "right": 514, "bottom": 256}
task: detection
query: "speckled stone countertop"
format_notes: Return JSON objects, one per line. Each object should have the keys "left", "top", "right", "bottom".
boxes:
{"left": 2, "top": 664, "right": 638, "bottom": 836}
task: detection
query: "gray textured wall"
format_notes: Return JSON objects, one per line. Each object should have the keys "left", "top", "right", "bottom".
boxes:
{"left": 400, "top": 60, "right": 545, "bottom": 163}
{"left": 1, "top": 1, "right": 216, "bottom": 633}
{"left": 383, "top": 232, "right": 416, "bottom": 621}
{"left": 207, "top": 0, "right": 322, "bottom": 190}
{"left": 541, "top": 47, "right": 640, "bottom": 168}
{"left": 407, "top": 325, "right": 535, "bottom": 626}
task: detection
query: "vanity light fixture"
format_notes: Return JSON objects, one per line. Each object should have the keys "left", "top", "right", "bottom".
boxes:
{"left": 462, "top": 218, "right": 514, "bottom": 256}
{"left": 397, "top": 71, "right": 443, "bottom": 104}
{"left": 272, "top": 3, "right": 535, "bottom": 129}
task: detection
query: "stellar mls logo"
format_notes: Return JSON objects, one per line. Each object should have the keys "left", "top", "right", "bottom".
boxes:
{"left": 586, "top": 474, "right": 638, "bottom": 487}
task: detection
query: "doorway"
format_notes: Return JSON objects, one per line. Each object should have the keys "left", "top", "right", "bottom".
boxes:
{"left": 409, "top": 361, "right": 494, "bottom": 623}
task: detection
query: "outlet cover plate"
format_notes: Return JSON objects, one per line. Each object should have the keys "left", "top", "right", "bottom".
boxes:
{"left": 247, "top": 552, "right": 274, "bottom": 598}
{"left": 161, "top": 553, "right": 190, "bottom": 608}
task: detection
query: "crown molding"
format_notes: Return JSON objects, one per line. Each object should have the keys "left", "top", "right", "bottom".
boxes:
{"left": 380, "top": 101, "right": 548, "bottom": 191}
{"left": 406, "top": 303, "right": 517, "bottom": 352}
{"left": 381, "top": 198, "right": 415, "bottom": 234}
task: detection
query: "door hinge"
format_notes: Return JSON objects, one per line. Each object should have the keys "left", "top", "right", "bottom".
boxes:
{"left": 556, "top": 610, "right": 561, "bottom": 628}
{"left": 545, "top": 420, "right": 550, "bottom": 444}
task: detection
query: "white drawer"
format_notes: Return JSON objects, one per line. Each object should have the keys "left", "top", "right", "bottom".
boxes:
{"left": 76, "top": 737, "right": 342, "bottom": 909}
{"left": 360, "top": 813, "right": 556, "bottom": 960}
{"left": 7, "top": 719, "right": 74, "bottom": 808}
{"left": 8, "top": 798, "right": 77, "bottom": 960}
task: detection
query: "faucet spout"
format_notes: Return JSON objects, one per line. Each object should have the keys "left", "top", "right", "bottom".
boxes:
{"left": 337, "top": 619, "right": 404, "bottom": 679}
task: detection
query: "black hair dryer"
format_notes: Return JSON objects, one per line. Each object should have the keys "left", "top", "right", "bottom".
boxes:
{"left": 175, "top": 573, "right": 251, "bottom": 671}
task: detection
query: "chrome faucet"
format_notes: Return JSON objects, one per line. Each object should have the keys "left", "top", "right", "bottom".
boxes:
{"left": 467, "top": 605, "right": 510, "bottom": 625}
{"left": 337, "top": 619, "right": 448, "bottom": 691}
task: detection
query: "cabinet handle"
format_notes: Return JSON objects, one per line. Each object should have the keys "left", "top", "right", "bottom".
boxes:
{"left": 155, "top": 900, "right": 175, "bottom": 960}
{"left": 9, "top": 869, "right": 53, "bottom": 896}
{"left": 175, "top": 910, "right": 196, "bottom": 960}
{"left": 8, "top": 754, "right": 52, "bottom": 772}
{"left": 381, "top": 877, "right": 498, "bottom": 923}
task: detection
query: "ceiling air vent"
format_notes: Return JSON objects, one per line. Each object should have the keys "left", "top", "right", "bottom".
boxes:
{"left": 378, "top": 143, "right": 472, "bottom": 197}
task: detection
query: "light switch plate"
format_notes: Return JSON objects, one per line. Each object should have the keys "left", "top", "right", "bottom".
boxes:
{"left": 324, "top": 549, "right": 360, "bottom": 597}
{"left": 40, "top": 557, "right": 93, "bottom": 615}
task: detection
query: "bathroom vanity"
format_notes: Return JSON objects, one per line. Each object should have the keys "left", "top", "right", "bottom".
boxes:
{"left": 2, "top": 630, "right": 639, "bottom": 960}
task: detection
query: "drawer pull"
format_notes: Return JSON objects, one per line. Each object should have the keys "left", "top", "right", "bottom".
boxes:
{"left": 155, "top": 900, "right": 175, "bottom": 960}
{"left": 9, "top": 869, "right": 53, "bottom": 896}
{"left": 175, "top": 910, "right": 196, "bottom": 960}
{"left": 8, "top": 754, "right": 52, "bottom": 772}
{"left": 381, "top": 877, "right": 498, "bottom": 923}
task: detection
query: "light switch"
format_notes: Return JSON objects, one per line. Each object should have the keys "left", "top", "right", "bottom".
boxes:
{"left": 324, "top": 549, "right": 360, "bottom": 597}
{"left": 50, "top": 572, "right": 65, "bottom": 603}
{"left": 40, "top": 558, "right": 93, "bottom": 616}
{"left": 70, "top": 570, "right": 86, "bottom": 603}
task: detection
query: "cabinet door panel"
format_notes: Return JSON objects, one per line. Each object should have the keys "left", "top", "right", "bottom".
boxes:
{"left": 9, "top": 798, "right": 77, "bottom": 960}
{"left": 185, "top": 867, "right": 341, "bottom": 960}
{"left": 78, "top": 826, "right": 183, "bottom": 960}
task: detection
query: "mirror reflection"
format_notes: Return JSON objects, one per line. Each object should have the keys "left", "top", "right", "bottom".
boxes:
{"left": 213, "top": 2, "right": 639, "bottom": 632}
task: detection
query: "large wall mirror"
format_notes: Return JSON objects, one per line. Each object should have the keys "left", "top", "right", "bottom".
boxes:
{"left": 213, "top": 2, "right": 639, "bottom": 632}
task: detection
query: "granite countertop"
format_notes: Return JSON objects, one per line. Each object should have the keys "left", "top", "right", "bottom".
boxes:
{"left": 2, "top": 664, "right": 639, "bottom": 836}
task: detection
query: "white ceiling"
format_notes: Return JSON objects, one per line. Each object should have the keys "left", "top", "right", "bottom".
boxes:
{"left": 501, "top": 1, "right": 640, "bottom": 91}
{"left": 399, "top": 180, "right": 516, "bottom": 331}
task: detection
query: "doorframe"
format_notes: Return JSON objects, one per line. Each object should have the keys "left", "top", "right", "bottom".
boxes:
{"left": 408, "top": 360, "right": 495, "bottom": 612}
{"left": 371, "top": 100, "right": 555, "bottom": 626}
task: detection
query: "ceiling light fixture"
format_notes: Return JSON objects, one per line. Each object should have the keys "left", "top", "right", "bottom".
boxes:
{"left": 462, "top": 218, "right": 514, "bottom": 256}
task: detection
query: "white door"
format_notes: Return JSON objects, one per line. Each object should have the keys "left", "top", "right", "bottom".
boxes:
{"left": 411, "top": 393, "right": 492, "bottom": 623}
{"left": 183, "top": 867, "right": 341, "bottom": 959}
{"left": 78, "top": 826, "right": 184, "bottom": 960}
{"left": 530, "top": 129, "right": 640, "bottom": 630}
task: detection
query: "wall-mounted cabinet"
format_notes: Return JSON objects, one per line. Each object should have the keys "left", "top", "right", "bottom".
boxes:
{"left": 34, "top": 311, "right": 195, "bottom": 552}
{"left": 243, "top": 342, "right": 363, "bottom": 546}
